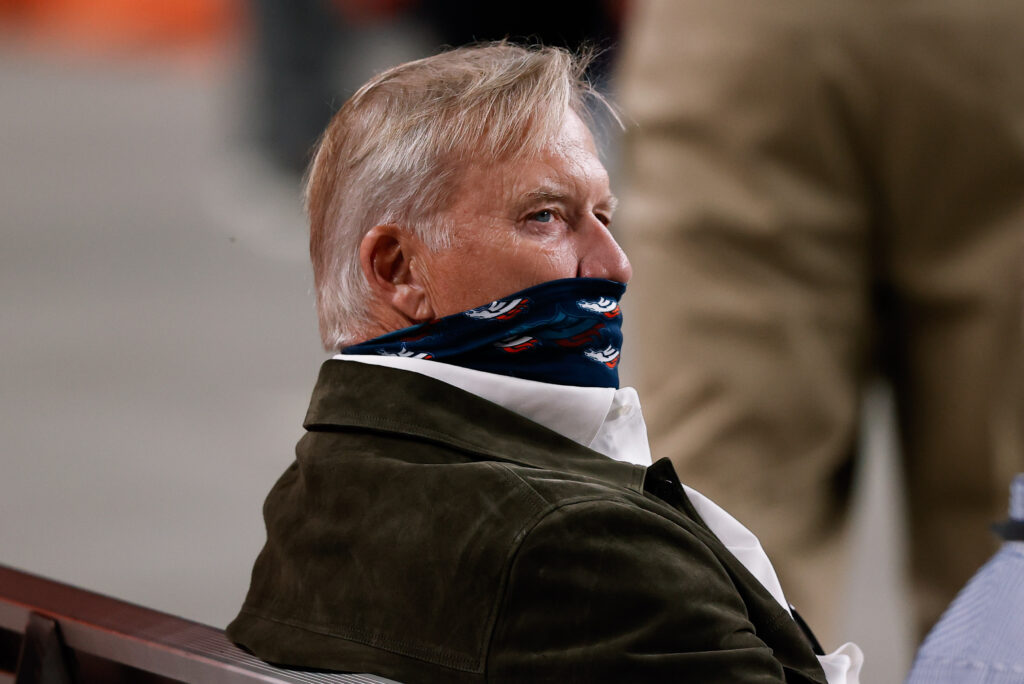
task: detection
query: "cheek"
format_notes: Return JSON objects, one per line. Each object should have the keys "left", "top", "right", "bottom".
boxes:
{"left": 486, "top": 224, "right": 577, "bottom": 282}
{"left": 525, "top": 245, "right": 578, "bottom": 280}
{"left": 470, "top": 249, "right": 569, "bottom": 299}
{"left": 431, "top": 235, "right": 580, "bottom": 315}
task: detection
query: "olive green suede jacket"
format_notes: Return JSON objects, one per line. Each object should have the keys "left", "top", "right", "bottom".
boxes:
{"left": 228, "top": 361, "right": 827, "bottom": 683}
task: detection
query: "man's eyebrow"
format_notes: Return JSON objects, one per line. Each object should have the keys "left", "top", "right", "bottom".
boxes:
{"left": 520, "top": 188, "right": 571, "bottom": 205}
{"left": 517, "top": 187, "right": 619, "bottom": 213}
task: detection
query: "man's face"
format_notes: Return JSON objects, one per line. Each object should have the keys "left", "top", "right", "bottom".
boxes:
{"left": 416, "top": 111, "right": 632, "bottom": 318}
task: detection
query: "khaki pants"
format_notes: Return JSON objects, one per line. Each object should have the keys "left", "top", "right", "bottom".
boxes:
{"left": 617, "top": 0, "right": 1024, "bottom": 646}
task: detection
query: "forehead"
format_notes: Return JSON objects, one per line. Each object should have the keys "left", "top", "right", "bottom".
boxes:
{"left": 453, "top": 112, "right": 610, "bottom": 210}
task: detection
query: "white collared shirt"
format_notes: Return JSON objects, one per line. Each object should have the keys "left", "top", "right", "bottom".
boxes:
{"left": 334, "top": 354, "right": 863, "bottom": 683}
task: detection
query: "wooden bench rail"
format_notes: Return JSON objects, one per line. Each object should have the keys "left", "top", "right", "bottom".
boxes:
{"left": 0, "top": 565, "right": 398, "bottom": 684}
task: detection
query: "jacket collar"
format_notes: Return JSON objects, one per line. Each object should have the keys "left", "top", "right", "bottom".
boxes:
{"left": 304, "top": 360, "right": 647, "bottom": 493}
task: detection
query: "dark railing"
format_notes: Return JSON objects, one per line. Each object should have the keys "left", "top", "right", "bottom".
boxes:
{"left": 0, "top": 565, "right": 398, "bottom": 684}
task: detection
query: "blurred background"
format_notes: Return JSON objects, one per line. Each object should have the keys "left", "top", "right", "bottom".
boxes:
{"left": 4, "top": 2, "right": 1021, "bottom": 682}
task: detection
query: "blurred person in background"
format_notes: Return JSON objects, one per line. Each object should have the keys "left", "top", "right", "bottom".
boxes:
{"left": 249, "top": 0, "right": 623, "bottom": 175}
{"left": 616, "top": 0, "right": 1024, "bottom": 647}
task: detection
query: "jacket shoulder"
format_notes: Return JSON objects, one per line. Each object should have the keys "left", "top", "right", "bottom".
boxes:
{"left": 229, "top": 437, "right": 573, "bottom": 683}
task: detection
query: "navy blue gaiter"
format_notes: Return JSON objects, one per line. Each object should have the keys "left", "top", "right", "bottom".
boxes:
{"left": 342, "top": 278, "right": 626, "bottom": 388}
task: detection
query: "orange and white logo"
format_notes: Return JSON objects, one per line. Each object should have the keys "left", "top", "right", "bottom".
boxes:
{"left": 379, "top": 348, "right": 433, "bottom": 360}
{"left": 466, "top": 298, "right": 529, "bottom": 320}
{"left": 584, "top": 345, "right": 620, "bottom": 368}
{"left": 577, "top": 297, "right": 620, "bottom": 318}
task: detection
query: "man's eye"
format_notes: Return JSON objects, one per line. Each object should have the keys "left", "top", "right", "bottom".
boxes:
{"left": 532, "top": 210, "right": 555, "bottom": 223}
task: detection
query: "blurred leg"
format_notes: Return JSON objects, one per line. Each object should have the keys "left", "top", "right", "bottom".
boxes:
{"left": 617, "top": 0, "right": 880, "bottom": 647}
{"left": 879, "top": 0, "right": 1024, "bottom": 637}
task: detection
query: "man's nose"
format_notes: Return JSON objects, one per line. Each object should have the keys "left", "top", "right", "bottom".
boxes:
{"left": 577, "top": 220, "right": 633, "bottom": 283}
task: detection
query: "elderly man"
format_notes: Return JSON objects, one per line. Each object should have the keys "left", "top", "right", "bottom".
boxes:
{"left": 227, "top": 44, "right": 862, "bottom": 683}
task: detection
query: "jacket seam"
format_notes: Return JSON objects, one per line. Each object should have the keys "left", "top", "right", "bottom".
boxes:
{"left": 472, "top": 462, "right": 555, "bottom": 671}
{"left": 480, "top": 490, "right": 696, "bottom": 682}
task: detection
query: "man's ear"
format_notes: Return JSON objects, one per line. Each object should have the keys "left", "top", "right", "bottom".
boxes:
{"left": 359, "top": 225, "right": 436, "bottom": 324}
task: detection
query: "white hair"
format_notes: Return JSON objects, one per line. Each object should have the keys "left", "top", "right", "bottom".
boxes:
{"left": 305, "top": 42, "right": 612, "bottom": 350}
